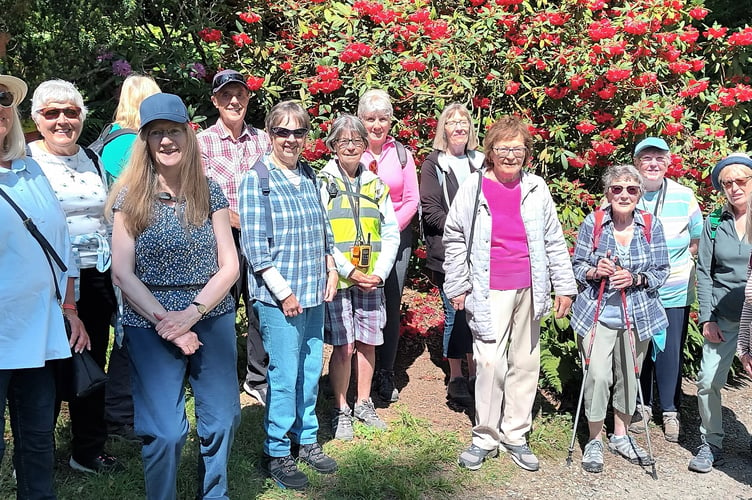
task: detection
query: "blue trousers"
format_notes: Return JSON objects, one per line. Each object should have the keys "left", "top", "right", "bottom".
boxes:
{"left": 639, "top": 306, "right": 690, "bottom": 412}
{"left": 255, "top": 301, "right": 324, "bottom": 457}
{"left": 125, "top": 312, "right": 241, "bottom": 500}
{"left": 0, "top": 365, "right": 57, "bottom": 500}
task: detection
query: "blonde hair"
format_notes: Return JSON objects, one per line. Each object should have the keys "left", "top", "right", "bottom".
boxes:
{"left": 1, "top": 107, "right": 25, "bottom": 161}
{"left": 114, "top": 75, "right": 161, "bottom": 129}
{"left": 106, "top": 123, "right": 209, "bottom": 236}
{"left": 432, "top": 103, "right": 479, "bottom": 152}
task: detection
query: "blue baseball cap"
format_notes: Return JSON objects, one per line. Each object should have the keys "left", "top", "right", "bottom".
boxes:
{"left": 139, "top": 93, "right": 189, "bottom": 131}
{"left": 711, "top": 153, "right": 752, "bottom": 190}
{"left": 634, "top": 137, "right": 670, "bottom": 157}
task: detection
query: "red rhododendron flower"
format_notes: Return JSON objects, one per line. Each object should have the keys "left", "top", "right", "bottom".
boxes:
{"left": 400, "top": 58, "right": 427, "bottom": 72}
{"left": 280, "top": 61, "right": 292, "bottom": 72}
{"left": 408, "top": 9, "right": 430, "bottom": 23}
{"left": 505, "top": 81, "right": 521, "bottom": 95}
{"left": 728, "top": 27, "right": 752, "bottom": 46}
{"left": 668, "top": 61, "right": 692, "bottom": 74}
{"left": 576, "top": 121, "right": 597, "bottom": 134}
{"left": 633, "top": 72, "right": 657, "bottom": 87}
{"left": 689, "top": 7, "right": 708, "bottom": 20}
{"left": 606, "top": 68, "right": 631, "bottom": 82}
{"left": 662, "top": 123, "right": 684, "bottom": 136}
{"left": 680, "top": 27, "right": 700, "bottom": 45}
{"left": 587, "top": 19, "right": 617, "bottom": 41}
{"left": 591, "top": 140, "right": 616, "bottom": 156}
{"left": 413, "top": 247, "right": 427, "bottom": 259}
{"left": 593, "top": 111, "right": 615, "bottom": 124}
{"left": 238, "top": 11, "right": 261, "bottom": 23}
{"left": 198, "top": 28, "right": 222, "bottom": 43}
{"left": 245, "top": 76, "right": 264, "bottom": 91}
{"left": 679, "top": 79, "right": 709, "bottom": 98}
{"left": 570, "top": 74, "right": 587, "bottom": 90}
{"left": 188, "top": 121, "right": 201, "bottom": 132}
{"left": 624, "top": 19, "right": 648, "bottom": 35}
{"left": 472, "top": 96, "right": 491, "bottom": 109}
{"left": 568, "top": 156, "right": 586, "bottom": 169}
{"left": 661, "top": 47, "right": 682, "bottom": 62}
{"left": 596, "top": 84, "right": 617, "bottom": 99}
{"left": 705, "top": 27, "right": 728, "bottom": 39}
{"left": 231, "top": 33, "right": 252, "bottom": 47}
{"left": 601, "top": 127, "right": 622, "bottom": 141}
{"left": 670, "top": 105, "right": 685, "bottom": 120}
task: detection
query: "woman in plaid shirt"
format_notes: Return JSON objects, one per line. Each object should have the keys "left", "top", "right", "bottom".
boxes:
{"left": 570, "top": 164, "right": 669, "bottom": 474}
{"left": 238, "top": 101, "right": 339, "bottom": 490}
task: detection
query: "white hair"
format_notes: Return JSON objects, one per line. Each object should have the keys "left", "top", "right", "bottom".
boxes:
{"left": 31, "top": 79, "right": 88, "bottom": 124}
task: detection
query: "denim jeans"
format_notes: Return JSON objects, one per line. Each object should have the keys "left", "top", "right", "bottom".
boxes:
{"left": 0, "top": 365, "right": 57, "bottom": 500}
{"left": 255, "top": 301, "right": 324, "bottom": 457}
{"left": 125, "top": 312, "right": 241, "bottom": 500}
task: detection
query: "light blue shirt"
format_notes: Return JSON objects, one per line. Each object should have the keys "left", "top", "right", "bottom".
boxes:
{"left": 0, "top": 157, "right": 72, "bottom": 369}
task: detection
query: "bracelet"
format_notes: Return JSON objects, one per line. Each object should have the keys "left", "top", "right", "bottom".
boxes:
{"left": 327, "top": 268, "right": 338, "bottom": 274}
{"left": 62, "top": 303, "right": 77, "bottom": 313}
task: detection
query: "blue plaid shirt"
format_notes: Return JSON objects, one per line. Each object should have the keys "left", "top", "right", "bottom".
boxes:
{"left": 238, "top": 155, "right": 334, "bottom": 308}
{"left": 570, "top": 208, "right": 669, "bottom": 341}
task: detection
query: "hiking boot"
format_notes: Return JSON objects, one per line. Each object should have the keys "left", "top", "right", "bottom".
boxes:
{"left": 332, "top": 407, "right": 354, "bottom": 441}
{"left": 293, "top": 442, "right": 337, "bottom": 474}
{"left": 457, "top": 444, "right": 498, "bottom": 471}
{"left": 662, "top": 411, "right": 680, "bottom": 443}
{"left": 69, "top": 453, "right": 123, "bottom": 474}
{"left": 374, "top": 369, "right": 399, "bottom": 402}
{"left": 447, "top": 377, "right": 473, "bottom": 406}
{"left": 353, "top": 398, "right": 388, "bottom": 430}
{"left": 608, "top": 434, "right": 655, "bottom": 465}
{"left": 243, "top": 382, "right": 268, "bottom": 407}
{"left": 688, "top": 437, "right": 723, "bottom": 473}
{"left": 581, "top": 438, "right": 604, "bottom": 473}
{"left": 500, "top": 441, "right": 540, "bottom": 472}
{"left": 628, "top": 404, "right": 652, "bottom": 434}
{"left": 262, "top": 454, "right": 308, "bottom": 490}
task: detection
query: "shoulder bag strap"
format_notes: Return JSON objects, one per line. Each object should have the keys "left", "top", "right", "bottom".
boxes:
{"left": 466, "top": 174, "right": 483, "bottom": 266}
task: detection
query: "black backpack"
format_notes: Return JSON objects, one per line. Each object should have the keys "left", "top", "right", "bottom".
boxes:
{"left": 88, "top": 123, "right": 136, "bottom": 156}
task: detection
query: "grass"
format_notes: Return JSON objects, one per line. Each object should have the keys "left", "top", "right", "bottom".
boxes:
{"left": 1, "top": 394, "right": 531, "bottom": 500}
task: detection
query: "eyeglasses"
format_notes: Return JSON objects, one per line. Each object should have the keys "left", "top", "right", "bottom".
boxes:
{"left": 335, "top": 138, "right": 366, "bottom": 148}
{"left": 638, "top": 155, "right": 669, "bottom": 165}
{"left": 38, "top": 107, "right": 81, "bottom": 120}
{"left": 0, "top": 91, "right": 15, "bottom": 108}
{"left": 147, "top": 127, "right": 185, "bottom": 140}
{"left": 492, "top": 146, "right": 527, "bottom": 158}
{"left": 212, "top": 72, "right": 246, "bottom": 92}
{"left": 608, "top": 185, "right": 641, "bottom": 196}
{"left": 446, "top": 120, "right": 469, "bottom": 128}
{"left": 720, "top": 175, "right": 752, "bottom": 189}
{"left": 270, "top": 127, "right": 308, "bottom": 139}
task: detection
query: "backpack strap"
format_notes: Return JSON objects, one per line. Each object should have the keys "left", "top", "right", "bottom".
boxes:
{"left": 394, "top": 141, "right": 408, "bottom": 169}
{"left": 592, "top": 208, "right": 605, "bottom": 251}
{"left": 466, "top": 174, "right": 483, "bottom": 266}
{"left": 637, "top": 209, "right": 652, "bottom": 244}
{"left": 81, "top": 147, "right": 103, "bottom": 178}
{"left": 103, "top": 127, "right": 136, "bottom": 147}
{"left": 252, "top": 160, "right": 274, "bottom": 246}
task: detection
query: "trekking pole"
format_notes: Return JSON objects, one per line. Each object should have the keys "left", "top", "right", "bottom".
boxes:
{"left": 620, "top": 288, "right": 658, "bottom": 480}
{"left": 566, "top": 278, "right": 607, "bottom": 467}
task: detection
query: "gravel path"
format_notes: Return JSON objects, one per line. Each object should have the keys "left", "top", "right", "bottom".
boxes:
{"left": 378, "top": 335, "right": 752, "bottom": 500}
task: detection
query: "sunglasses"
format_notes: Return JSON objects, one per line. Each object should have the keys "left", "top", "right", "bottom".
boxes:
{"left": 38, "top": 107, "right": 81, "bottom": 120}
{"left": 0, "top": 91, "right": 15, "bottom": 108}
{"left": 720, "top": 175, "right": 752, "bottom": 189}
{"left": 270, "top": 127, "right": 308, "bottom": 139}
{"left": 212, "top": 72, "right": 246, "bottom": 91}
{"left": 608, "top": 185, "right": 641, "bottom": 196}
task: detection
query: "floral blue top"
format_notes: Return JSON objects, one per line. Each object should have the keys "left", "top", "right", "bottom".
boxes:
{"left": 113, "top": 179, "right": 234, "bottom": 328}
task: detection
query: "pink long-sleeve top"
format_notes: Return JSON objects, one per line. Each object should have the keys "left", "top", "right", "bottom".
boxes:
{"left": 361, "top": 136, "right": 419, "bottom": 231}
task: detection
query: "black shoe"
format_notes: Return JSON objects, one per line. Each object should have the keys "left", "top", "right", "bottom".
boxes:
{"left": 375, "top": 369, "right": 399, "bottom": 402}
{"left": 69, "top": 453, "right": 123, "bottom": 474}
{"left": 107, "top": 423, "right": 141, "bottom": 443}
{"left": 447, "top": 377, "right": 473, "bottom": 406}
{"left": 293, "top": 442, "right": 337, "bottom": 474}
{"left": 263, "top": 454, "right": 308, "bottom": 490}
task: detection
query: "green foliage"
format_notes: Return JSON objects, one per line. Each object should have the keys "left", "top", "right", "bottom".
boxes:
{"left": 539, "top": 312, "right": 580, "bottom": 394}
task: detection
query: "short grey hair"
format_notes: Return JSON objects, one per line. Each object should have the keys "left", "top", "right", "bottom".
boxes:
{"left": 325, "top": 114, "right": 369, "bottom": 152}
{"left": 357, "top": 88, "right": 393, "bottom": 118}
{"left": 433, "top": 103, "right": 479, "bottom": 152}
{"left": 602, "top": 164, "right": 645, "bottom": 193}
{"left": 31, "top": 79, "right": 88, "bottom": 123}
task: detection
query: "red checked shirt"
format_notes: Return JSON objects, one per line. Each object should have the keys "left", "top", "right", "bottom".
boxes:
{"left": 197, "top": 121, "right": 271, "bottom": 213}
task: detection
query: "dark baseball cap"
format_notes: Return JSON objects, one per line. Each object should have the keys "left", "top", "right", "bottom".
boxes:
{"left": 212, "top": 70, "right": 249, "bottom": 94}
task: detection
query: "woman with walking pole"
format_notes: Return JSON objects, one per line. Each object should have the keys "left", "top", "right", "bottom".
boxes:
{"left": 569, "top": 164, "right": 669, "bottom": 474}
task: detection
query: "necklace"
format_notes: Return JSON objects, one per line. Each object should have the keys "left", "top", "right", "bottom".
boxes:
{"left": 157, "top": 191, "right": 181, "bottom": 202}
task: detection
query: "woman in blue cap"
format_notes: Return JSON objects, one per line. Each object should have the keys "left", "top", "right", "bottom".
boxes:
{"left": 690, "top": 152, "right": 752, "bottom": 473}
{"left": 108, "top": 93, "right": 241, "bottom": 499}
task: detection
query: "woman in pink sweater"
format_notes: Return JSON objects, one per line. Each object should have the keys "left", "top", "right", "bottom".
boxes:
{"left": 357, "top": 89, "right": 419, "bottom": 403}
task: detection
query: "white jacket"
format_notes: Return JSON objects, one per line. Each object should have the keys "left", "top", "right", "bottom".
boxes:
{"left": 442, "top": 171, "right": 577, "bottom": 341}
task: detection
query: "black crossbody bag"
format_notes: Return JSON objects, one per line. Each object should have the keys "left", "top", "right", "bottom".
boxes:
{"left": 0, "top": 188, "right": 107, "bottom": 399}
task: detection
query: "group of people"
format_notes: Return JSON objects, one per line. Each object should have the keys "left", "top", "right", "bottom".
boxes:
{"left": 1, "top": 66, "right": 750, "bottom": 500}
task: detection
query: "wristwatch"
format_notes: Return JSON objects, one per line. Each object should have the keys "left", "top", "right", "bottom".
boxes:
{"left": 192, "top": 301, "right": 208, "bottom": 318}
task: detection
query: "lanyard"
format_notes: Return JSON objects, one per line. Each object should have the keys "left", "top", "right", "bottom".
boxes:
{"left": 337, "top": 162, "right": 365, "bottom": 243}
{"left": 641, "top": 179, "right": 667, "bottom": 217}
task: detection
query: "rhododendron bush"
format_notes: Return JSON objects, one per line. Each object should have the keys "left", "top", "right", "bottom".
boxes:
{"left": 195, "top": 0, "right": 752, "bottom": 217}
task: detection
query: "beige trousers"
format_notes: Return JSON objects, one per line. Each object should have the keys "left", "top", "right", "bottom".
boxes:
{"left": 471, "top": 288, "right": 539, "bottom": 450}
{"left": 580, "top": 322, "right": 648, "bottom": 422}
